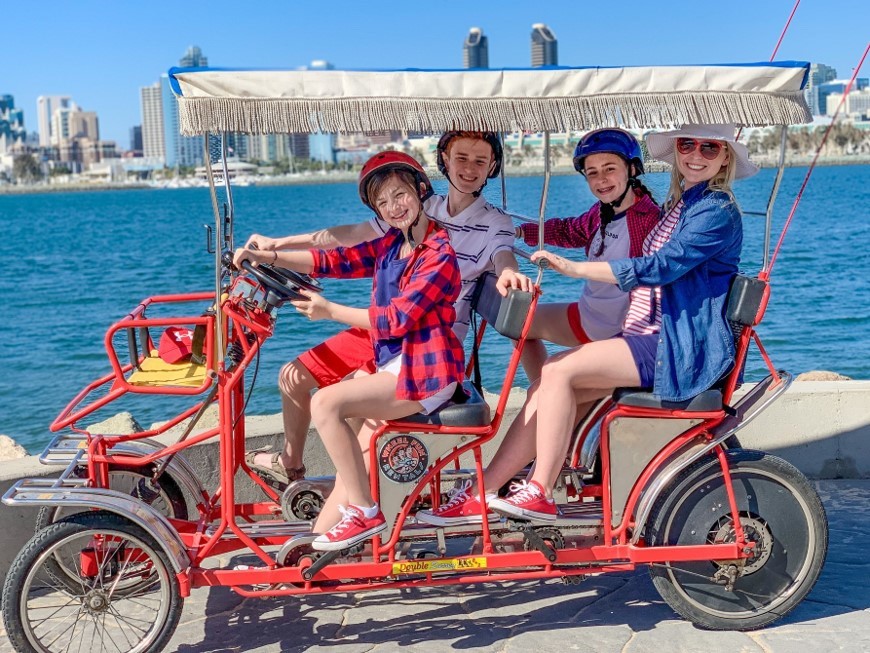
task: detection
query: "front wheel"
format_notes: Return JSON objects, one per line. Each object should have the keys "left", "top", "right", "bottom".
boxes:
{"left": 3, "top": 511, "right": 184, "bottom": 653}
{"left": 34, "top": 465, "right": 189, "bottom": 532}
{"left": 646, "top": 449, "right": 827, "bottom": 631}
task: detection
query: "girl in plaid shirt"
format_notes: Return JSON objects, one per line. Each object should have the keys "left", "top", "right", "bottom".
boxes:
{"left": 234, "top": 152, "right": 463, "bottom": 550}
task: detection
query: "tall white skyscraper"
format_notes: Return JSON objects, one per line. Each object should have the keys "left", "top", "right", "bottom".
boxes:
{"left": 140, "top": 82, "right": 164, "bottom": 161}
{"left": 36, "top": 95, "right": 72, "bottom": 147}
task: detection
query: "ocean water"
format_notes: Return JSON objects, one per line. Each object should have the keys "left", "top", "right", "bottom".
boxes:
{"left": 1, "top": 166, "right": 868, "bottom": 453}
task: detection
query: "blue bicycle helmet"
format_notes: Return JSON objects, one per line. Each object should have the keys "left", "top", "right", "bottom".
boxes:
{"left": 573, "top": 128, "right": 644, "bottom": 176}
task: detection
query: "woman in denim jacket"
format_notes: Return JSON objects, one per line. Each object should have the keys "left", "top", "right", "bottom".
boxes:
{"left": 417, "top": 124, "right": 759, "bottom": 526}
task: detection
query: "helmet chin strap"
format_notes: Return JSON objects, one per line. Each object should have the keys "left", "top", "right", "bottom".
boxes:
{"left": 405, "top": 209, "right": 424, "bottom": 249}
{"left": 444, "top": 172, "right": 486, "bottom": 198}
{"left": 605, "top": 178, "right": 635, "bottom": 212}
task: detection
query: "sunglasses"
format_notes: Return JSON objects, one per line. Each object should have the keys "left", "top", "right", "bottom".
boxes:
{"left": 676, "top": 138, "right": 725, "bottom": 160}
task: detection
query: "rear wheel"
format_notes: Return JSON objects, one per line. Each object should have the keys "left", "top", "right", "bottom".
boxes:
{"left": 646, "top": 449, "right": 827, "bottom": 630}
{"left": 3, "top": 511, "right": 183, "bottom": 653}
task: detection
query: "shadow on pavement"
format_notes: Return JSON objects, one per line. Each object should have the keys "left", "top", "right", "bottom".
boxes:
{"left": 174, "top": 480, "right": 870, "bottom": 652}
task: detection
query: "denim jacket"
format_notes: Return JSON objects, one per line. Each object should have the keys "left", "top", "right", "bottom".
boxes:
{"left": 610, "top": 182, "right": 742, "bottom": 401}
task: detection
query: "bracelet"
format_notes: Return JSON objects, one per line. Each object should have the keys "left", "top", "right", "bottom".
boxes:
{"left": 271, "top": 250, "right": 278, "bottom": 264}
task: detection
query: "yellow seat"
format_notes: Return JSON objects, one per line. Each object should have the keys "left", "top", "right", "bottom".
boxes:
{"left": 127, "top": 350, "right": 208, "bottom": 388}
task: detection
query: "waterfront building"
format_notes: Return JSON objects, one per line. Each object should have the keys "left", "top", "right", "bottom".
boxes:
{"left": 140, "top": 82, "right": 164, "bottom": 162}
{"left": 36, "top": 95, "right": 72, "bottom": 147}
{"left": 463, "top": 27, "right": 489, "bottom": 69}
{"left": 825, "top": 88, "right": 870, "bottom": 119}
{"left": 309, "top": 133, "right": 336, "bottom": 164}
{"left": 806, "top": 64, "right": 837, "bottom": 115}
{"left": 140, "top": 46, "right": 209, "bottom": 168}
{"left": 130, "top": 125, "right": 143, "bottom": 154}
{"left": 820, "top": 78, "right": 870, "bottom": 117}
{"left": 531, "top": 23, "right": 558, "bottom": 67}
{"left": 0, "top": 94, "right": 26, "bottom": 154}
{"left": 179, "top": 46, "right": 208, "bottom": 68}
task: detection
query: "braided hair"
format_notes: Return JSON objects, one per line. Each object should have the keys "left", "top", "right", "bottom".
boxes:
{"left": 592, "top": 165, "right": 655, "bottom": 257}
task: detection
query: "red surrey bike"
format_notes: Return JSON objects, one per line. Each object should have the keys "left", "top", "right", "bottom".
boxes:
{"left": 2, "top": 61, "right": 826, "bottom": 653}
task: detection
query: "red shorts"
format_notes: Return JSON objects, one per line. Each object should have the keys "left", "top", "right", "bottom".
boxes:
{"left": 566, "top": 303, "right": 593, "bottom": 345}
{"left": 297, "top": 326, "right": 376, "bottom": 387}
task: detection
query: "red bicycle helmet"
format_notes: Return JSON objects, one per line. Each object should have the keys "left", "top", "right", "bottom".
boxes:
{"left": 358, "top": 151, "right": 434, "bottom": 210}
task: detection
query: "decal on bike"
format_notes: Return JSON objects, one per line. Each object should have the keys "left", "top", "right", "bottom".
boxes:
{"left": 392, "top": 557, "right": 487, "bottom": 575}
{"left": 378, "top": 435, "right": 429, "bottom": 484}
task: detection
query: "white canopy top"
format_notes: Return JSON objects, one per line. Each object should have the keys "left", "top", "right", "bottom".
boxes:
{"left": 170, "top": 62, "right": 811, "bottom": 135}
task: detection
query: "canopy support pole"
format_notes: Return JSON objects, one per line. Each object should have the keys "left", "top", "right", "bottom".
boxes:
{"left": 763, "top": 126, "right": 788, "bottom": 272}
{"left": 535, "top": 132, "right": 551, "bottom": 285}
{"left": 203, "top": 133, "right": 226, "bottom": 361}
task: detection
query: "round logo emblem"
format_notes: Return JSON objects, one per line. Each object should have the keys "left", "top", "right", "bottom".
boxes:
{"left": 378, "top": 435, "right": 429, "bottom": 484}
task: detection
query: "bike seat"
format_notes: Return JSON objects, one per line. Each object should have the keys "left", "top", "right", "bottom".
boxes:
{"left": 613, "top": 387, "right": 723, "bottom": 412}
{"left": 399, "top": 381, "right": 491, "bottom": 427}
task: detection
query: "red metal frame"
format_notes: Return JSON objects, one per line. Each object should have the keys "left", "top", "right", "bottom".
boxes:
{"left": 51, "top": 269, "right": 777, "bottom": 597}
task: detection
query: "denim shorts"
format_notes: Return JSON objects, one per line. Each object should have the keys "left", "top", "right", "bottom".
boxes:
{"left": 623, "top": 333, "right": 660, "bottom": 388}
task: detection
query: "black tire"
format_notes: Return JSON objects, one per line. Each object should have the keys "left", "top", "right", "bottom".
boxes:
{"left": 34, "top": 465, "right": 189, "bottom": 532}
{"left": 3, "top": 511, "right": 184, "bottom": 653}
{"left": 646, "top": 449, "right": 827, "bottom": 631}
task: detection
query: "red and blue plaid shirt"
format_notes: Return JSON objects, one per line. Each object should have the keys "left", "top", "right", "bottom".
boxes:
{"left": 310, "top": 226, "right": 464, "bottom": 402}
{"left": 520, "top": 191, "right": 660, "bottom": 258}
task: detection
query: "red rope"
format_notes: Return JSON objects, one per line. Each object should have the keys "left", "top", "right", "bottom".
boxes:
{"left": 770, "top": 0, "right": 801, "bottom": 61}
{"left": 765, "top": 42, "right": 870, "bottom": 278}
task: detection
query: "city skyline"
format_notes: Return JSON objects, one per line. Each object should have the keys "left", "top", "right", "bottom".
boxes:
{"left": 3, "top": 1, "right": 868, "bottom": 145}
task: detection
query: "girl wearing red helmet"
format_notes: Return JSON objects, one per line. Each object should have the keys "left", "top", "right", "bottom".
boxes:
{"left": 511, "top": 129, "right": 660, "bottom": 382}
{"left": 241, "top": 133, "right": 530, "bottom": 493}
{"left": 234, "top": 152, "right": 464, "bottom": 550}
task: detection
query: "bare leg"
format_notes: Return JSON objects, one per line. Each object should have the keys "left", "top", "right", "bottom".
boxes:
{"left": 251, "top": 358, "right": 317, "bottom": 472}
{"left": 309, "top": 373, "right": 422, "bottom": 531}
{"left": 520, "top": 303, "right": 581, "bottom": 381}
{"left": 530, "top": 338, "right": 641, "bottom": 496}
{"left": 313, "top": 419, "right": 378, "bottom": 532}
{"left": 480, "top": 381, "right": 543, "bottom": 495}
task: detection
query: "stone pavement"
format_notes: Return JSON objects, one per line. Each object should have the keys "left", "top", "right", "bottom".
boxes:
{"left": 2, "top": 480, "right": 868, "bottom": 653}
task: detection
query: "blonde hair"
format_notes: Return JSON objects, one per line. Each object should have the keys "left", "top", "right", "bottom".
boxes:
{"left": 664, "top": 143, "right": 738, "bottom": 212}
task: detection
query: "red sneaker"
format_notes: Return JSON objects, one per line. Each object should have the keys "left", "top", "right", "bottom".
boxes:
{"left": 415, "top": 480, "right": 498, "bottom": 526}
{"left": 312, "top": 504, "right": 387, "bottom": 551}
{"left": 488, "top": 480, "right": 557, "bottom": 522}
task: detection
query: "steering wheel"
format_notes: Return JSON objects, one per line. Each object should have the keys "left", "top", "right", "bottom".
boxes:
{"left": 240, "top": 260, "right": 322, "bottom": 302}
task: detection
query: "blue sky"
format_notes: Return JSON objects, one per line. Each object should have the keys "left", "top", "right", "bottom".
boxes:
{"left": 4, "top": 0, "right": 867, "bottom": 146}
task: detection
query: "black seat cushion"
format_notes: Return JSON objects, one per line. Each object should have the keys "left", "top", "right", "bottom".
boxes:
{"left": 613, "top": 387, "right": 723, "bottom": 412}
{"left": 399, "top": 381, "right": 491, "bottom": 427}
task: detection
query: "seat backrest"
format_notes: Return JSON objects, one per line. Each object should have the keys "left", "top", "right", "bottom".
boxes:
{"left": 468, "top": 273, "right": 537, "bottom": 429}
{"left": 726, "top": 274, "right": 770, "bottom": 328}
{"left": 471, "top": 273, "right": 534, "bottom": 340}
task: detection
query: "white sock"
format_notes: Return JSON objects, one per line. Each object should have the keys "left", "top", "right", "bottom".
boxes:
{"left": 478, "top": 493, "right": 497, "bottom": 502}
{"left": 357, "top": 503, "right": 380, "bottom": 519}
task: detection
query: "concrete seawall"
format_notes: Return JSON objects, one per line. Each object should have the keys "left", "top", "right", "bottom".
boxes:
{"left": 1, "top": 381, "right": 867, "bottom": 576}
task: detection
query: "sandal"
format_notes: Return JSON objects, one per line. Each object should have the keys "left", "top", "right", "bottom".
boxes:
{"left": 244, "top": 447, "right": 306, "bottom": 490}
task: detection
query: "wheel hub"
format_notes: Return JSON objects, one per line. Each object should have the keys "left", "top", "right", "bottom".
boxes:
{"left": 84, "top": 589, "right": 110, "bottom": 613}
{"left": 709, "top": 513, "right": 773, "bottom": 574}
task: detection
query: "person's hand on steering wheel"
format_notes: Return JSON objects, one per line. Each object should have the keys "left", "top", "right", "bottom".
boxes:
{"left": 244, "top": 233, "right": 279, "bottom": 252}
{"left": 233, "top": 246, "right": 270, "bottom": 269}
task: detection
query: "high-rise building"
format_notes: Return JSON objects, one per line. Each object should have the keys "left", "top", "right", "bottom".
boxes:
{"left": 140, "top": 46, "right": 209, "bottom": 167}
{"left": 140, "top": 82, "right": 164, "bottom": 161}
{"left": 820, "top": 78, "right": 870, "bottom": 116}
{"left": 531, "top": 23, "right": 558, "bottom": 67}
{"left": 36, "top": 95, "right": 72, "bottom": 147}
{"left": 179, "top": 46, "right": 208, "bottom": 68}
{"left": 806, "top": 63, "right": 838, "bottom": 115}
{"left": 463, "top": 27, "right": 489, "bottom": 69}
{"left": 130, "top": 125, "right": 143, "bottom": 153}
{"left": 0, "top": 94, "right": 26, "bottom": 154}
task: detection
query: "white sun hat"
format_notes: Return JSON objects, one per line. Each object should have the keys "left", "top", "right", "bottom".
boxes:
{"left": 645, "top": 124, "right": 759, "bottom": 179}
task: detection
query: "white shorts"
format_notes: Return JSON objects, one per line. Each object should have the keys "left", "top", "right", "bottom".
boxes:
{"left": 377, "top": 355, "right": 458, "bottom": 415}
